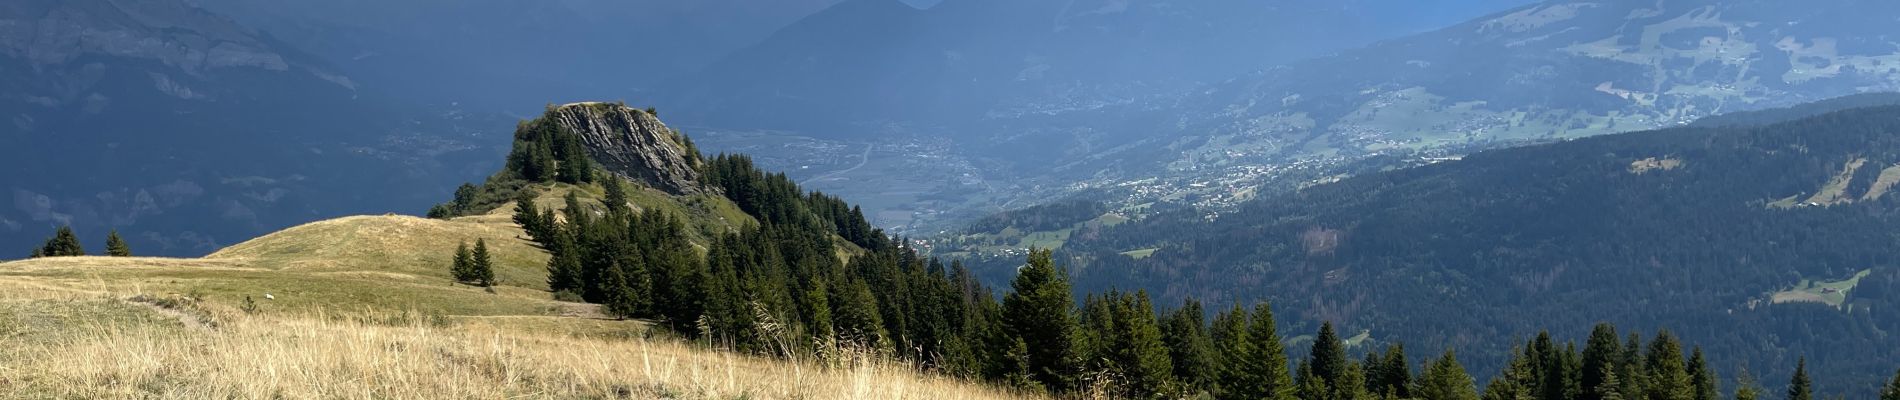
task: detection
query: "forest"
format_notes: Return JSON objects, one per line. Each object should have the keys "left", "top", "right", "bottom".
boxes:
{"left": 417, "top": 106, "right": 1900, "bottom": 398}
{"left": 1052, "top": 104, "right": 1900, "bottom": 395}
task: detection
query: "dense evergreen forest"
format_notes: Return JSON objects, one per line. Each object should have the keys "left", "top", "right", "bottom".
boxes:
{"left": 1053, "top": 104, "right": 1900, "bottom": 395}
{"left": 415, "top": 105, "right": 1900, "bottom": 398}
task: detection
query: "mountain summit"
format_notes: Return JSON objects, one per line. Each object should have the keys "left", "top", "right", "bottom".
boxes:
{"left": 542, "top": 103, "right": 704, "bottom": 195}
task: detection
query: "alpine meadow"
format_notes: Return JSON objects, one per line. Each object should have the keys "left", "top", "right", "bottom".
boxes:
{"left": 8, "top": 0, "right": 1900, "bottom": 399}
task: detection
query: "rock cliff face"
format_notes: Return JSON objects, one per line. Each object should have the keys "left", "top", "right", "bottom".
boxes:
{"left": 546, "top": 103, "right": 704, "bottom": 195}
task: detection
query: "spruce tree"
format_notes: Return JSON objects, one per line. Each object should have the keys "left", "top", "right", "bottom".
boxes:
{"left": 1310, "top": 321, "right": 1349, "bottom": 394}
{"left": 40, "top": 226, "right": 86, "bottom": 257}
{"left": 1686, "top": 347, "right": 1719, "bottom": 400}
{"left": 1880, "top": 368, "right": 1900, "bottom": 400}
{"left": 1162, "top": 298, "right": 1217, "bottom": 390}
{"left": 604, "top": 179, "right": 631, "bottom": 216}
{"left": 471, "top": 239, "right": 496, "bottom": 287}
{"left": 601, "top": 260, "right": 638, "bottom": 319}
{"left": 1581, "top": 323, "right": 1623, "bottom": 400}
{"left": 1645, "top": 331, "right": 1693, "bottom": 400}
{"left": 452, "top": 183, "right": 479, "bottom": 213}
{"left": 1211, "top": 304, "right": 1253, "bottom": 398}
{"left": 1001, "top": 249, "right": 1081, "bottom": 392}
{"left": 1734, "top": 371, "right": 1764, "bottom": 400}
{"left": 1373, "top": 344, "right": 1413, "bottom": 398}
{"left": 1481, "top": 349, "right": 1535, "bottom": 400}
{"left": 1105, "top": 290, "right": 1174, "bottom": 399}
{"left": 1786, "top": 358, "right": 1811, "bottom": 400}
{"left": 451, "top": 241, "right": 472, "bottom": 282}
{"left": 105, "top": 230, "right": 130, "bottom": 257}
{"left": 1232, "top": 302, "right": 1295, "bottom": 400}
{"left": 1417, "top": 350, "right": 1479, "bottom": 400}
{"left": 1594, "top": 363, "right": 1624, "bottom": 400}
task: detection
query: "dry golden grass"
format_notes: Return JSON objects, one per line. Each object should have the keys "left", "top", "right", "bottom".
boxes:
{"left": 0, "top": 297, "right": 1027, "bottom": 398}
{"left": 0, "top": 208, "right": 1029, "bottom": 399}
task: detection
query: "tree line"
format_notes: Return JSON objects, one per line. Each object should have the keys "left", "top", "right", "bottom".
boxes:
{"left": 453, "top": 105, "right": 1900, "bottom": 398}
{"left": 24, "top": 226, "right": 131, "bottom": 258}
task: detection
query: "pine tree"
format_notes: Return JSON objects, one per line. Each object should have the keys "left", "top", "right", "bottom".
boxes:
{"left": 1001, "top": 249, "right": 1081, "bottom": 392}
{"left": 1581, "top": 323, "right": 1623, "bottom": 400}
{"left": 1617, "top": 334, "right": 1648, "bottom": 400}
{"left": 1104, "top": 290, "right": 1174, "bottom": 399}
{"left": 451, "top": 241, "right": 472, "bottom": 283}
{"left": 104, "top": 230, "right": 130, "bottom": 257}
{"left": 1162, "top": 298, "right": 1217, "bottom": 390}
{"left": 1879, "top": 368, "right": 1900, "bottom": 400}
{"left": 1417, "top": 350, "right": 1479, "bottom": 400}
{"left": 601, "top": 260, "right": 638, "bottom": 318}
{"left": 471, "top": 239, "right": 496, "bottom": 287}
{"left": 39, "top": 226, "right": 86, "bottom": 257}
{"left": 514, "top": 190, "right": 554, "bottom": 246}
{"left": 1686, "top": 347, "right": 1719, "bottom": 400}
{"left": 603, "top": 178, "right": 631, "bottom": 216}
{"left": 1311, "top": 322, "right": 1350, "bottom": 394}
{"left": 1481, "top": 349, "right": 1535, "bottom": 400}
{"left": 1211, "top": 304, "right": 1252, "bottom": 399}
{"left": 452, "top": 183, "right": 479, "bottom": 213}
{"left": 1594, "top": 363, "right": 1624, "bottom": 400}
{"left": 1646, "top": 331, "right": 1693, "bottom": 400}
{"left": 1231, "top": 302, "right": 1295, "bottom": 400}
{"left": 1786, "top": 358, "right": 1811, "bottom": 400}
{"left": 1734, "top": 370, "right": 1764, "bottom": 400}
{"left": 1372, "top": 344, "right": 1414, "bottom": 398}
{"left": 546, "top": 232, "right": 584, "bottom": 294}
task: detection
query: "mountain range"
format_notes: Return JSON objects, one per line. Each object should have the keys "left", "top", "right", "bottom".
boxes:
{"left": 0, "top": 0, "right": 503, "bottom": 255}
{"left": 1049, "top": 96, "right": 1900, "bottom": 394}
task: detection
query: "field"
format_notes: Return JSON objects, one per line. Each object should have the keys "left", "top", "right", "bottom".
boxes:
{"left": 0, "top": 208, "right": 1025, "bottom": 399}
{"left": 1769, "top": 269, "right": 1873, "bottom": 307}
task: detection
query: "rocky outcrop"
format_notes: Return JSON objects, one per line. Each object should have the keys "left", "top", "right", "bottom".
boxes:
{"left": 545, "top": 102, "right": 704, "bottom": 195}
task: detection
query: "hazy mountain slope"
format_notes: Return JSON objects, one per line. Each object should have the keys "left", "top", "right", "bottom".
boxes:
{"left": 0, "top": 0, "right": 506, "bottom": 255}
{"left": 928, "top": 0, "right": 1900, "bottom": 238}
{"left": 188, "top": 0, "right": 844, "bottom": 112}
{"left": 664, "top": 0, "right": 1535, "bottom": 133}
{"left": 1152, "top": 0, "right": 1900, "bottom": 175}
{"left": 1062, "top": 102, "right": 1900, "bottom": 394}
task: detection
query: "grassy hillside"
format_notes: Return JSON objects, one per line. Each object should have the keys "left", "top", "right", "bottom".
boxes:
{"left": 0, "top": 198, "right": 1018, "bottom": 398}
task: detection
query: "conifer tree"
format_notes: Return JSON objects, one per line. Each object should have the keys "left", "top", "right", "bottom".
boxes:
{"left": 1231, "top": 302, "right": 1295, "bottom": 400}
{"left": 1482, "top": 349, "right": 1535, "bottom": 400}
{"left": 471, "top": 239, "right": 496, "bottom": 287}
{"left": 1594, "top": 363, "right": 1624, "bottom": 400}
{"left": 1001, "top": 249, "right": 1081, "bottom": 392}
{"left": 1211, "top": 304, "right": 1253, "bottom": 398}
{"left": 832, "top": 277, "right": 885, "bottom": 347}
{"left": 1310, "top": 322, "right": 1350, "bottom": 394}
{"left": 1786, "top": 358, "right": 1811, "bottom": 400}
{"left": 1617, "top": 334, "right": 1649, "bottom": 400}
{"left": 38, "top": 226, "right": 86, "bottom": 257}
{"left": 1417, "top": 350, "right": 1479, "bottom": 400}
{"left": 1879, "top": 368, "right": 1900, "bottom": 400}
{"left": 1371, "top": 344, "right": 1413, "bottom": 399}
{"left": 603, "top": 178, "right": 631, "bottom": 216}
{"left": 1581, "top": 323, "right": 1623, "bottom": 400}
{"left": 451, "top": 241, "right": 472, "bottom": 282}
{"left": 1104, "top": 290, "right": 1174, "bottom": 399}
{"left": 601, "top": 260, "right": 638, "bottom": 318}
{"left": 452, "top": 183, "right": 479, "bottom": 213}
{"left": 104, "top": 230, "right": 130, "bottom": 257}
{"left": 1734, "top": 370, "right": 1764, "bottom": 400}
{"left": 1645, "top": 331, "right": 1693, "bottom": 400}
{"left": 1162, "top": 298, "right": 1217, "bottom": 390}
{"left": 1686, "top": 347, "right": 1719, "bottom": 400}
